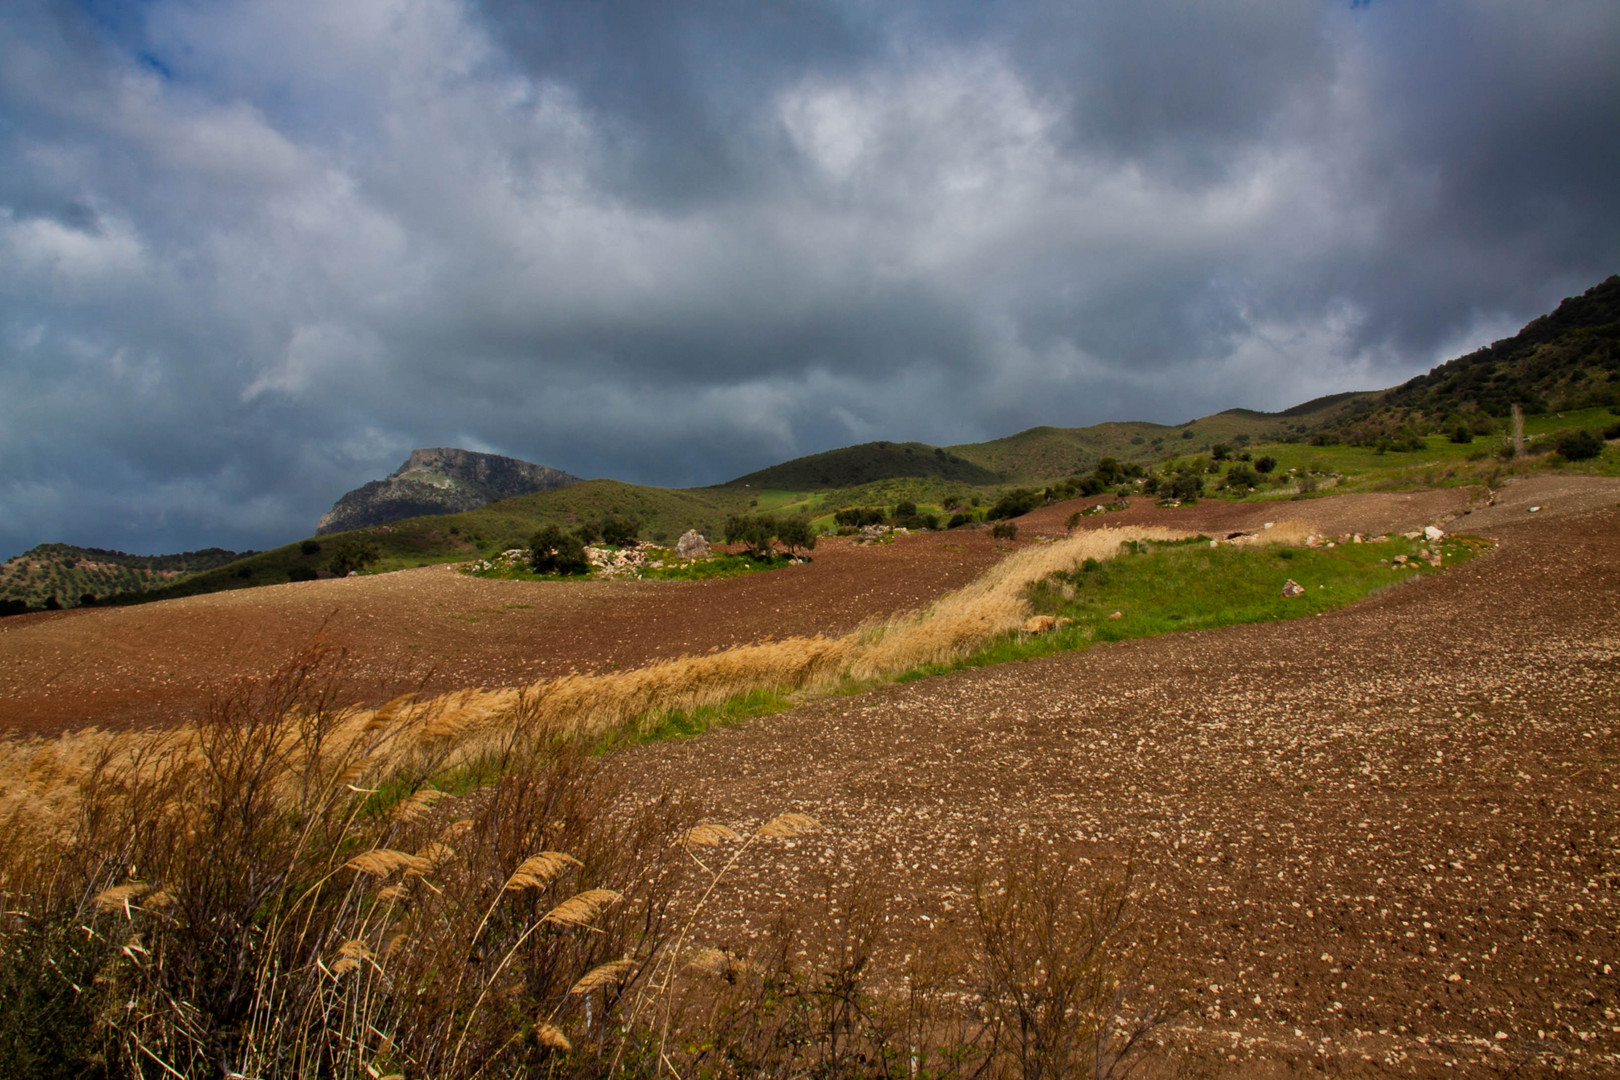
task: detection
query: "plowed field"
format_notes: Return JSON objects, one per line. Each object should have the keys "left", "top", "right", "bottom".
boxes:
{"left": 610, "top": 475, "right": 1620, "bottom": 1077}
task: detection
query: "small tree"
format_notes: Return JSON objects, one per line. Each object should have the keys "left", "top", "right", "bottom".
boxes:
{"left": 992, "top": 521, "right": 1018, "bottom": 540}
{"left": 1254, "top": 456, "right": 1277, "bottom": 474}
{"left": 724, "top": 513, "right": 778, "bottom": 559}
{"left": 892, "top": 499, "right": 917, "bottom": 520}
{"left": 776, "top": 516, "right": 816, "bottom": 556}
{"left": 530, "top": 525, "right": 589, "bottom": 575}
{"left": 329, "top": 538, "right": 381, "bottom": 576}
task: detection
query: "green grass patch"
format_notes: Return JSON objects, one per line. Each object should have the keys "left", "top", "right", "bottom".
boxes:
{"left": 605, "top": 688, "right": 795, "bottom": 749}
{"left": 899, "top": 533, "right": 1492, "bottom": 680}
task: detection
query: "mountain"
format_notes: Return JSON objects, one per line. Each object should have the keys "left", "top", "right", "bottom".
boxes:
{"left": 1343, "top": 276, "right": 1620, "bottom": 431}
{"left": 317, "top": 448, "right": 580, "bottom": 534}
{"left": 0, "top": 544, "right": 246, "bottom": 612}
{"left": 726, "top": 441, "right": 1000, "bottom": 489}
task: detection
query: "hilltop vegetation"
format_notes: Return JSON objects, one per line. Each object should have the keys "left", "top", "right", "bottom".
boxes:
{"left": 0, "top": 544, "right": 245, "bottom": 612}
{"left": 1319, "top": 275, "right": 1620, "bottom": 445}
{"left": 726, "top": 440, "right": 999, "bottom": 488}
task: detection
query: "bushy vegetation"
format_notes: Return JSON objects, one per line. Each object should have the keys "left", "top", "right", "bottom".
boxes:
{"left": 328, "top": 537, "right": 381, "bottom": 577}
{"left": 723, "top": 514, "right": 816, "bottom": 558}
{"left": 530, "top": 524, "right": 590, "bottom": 575}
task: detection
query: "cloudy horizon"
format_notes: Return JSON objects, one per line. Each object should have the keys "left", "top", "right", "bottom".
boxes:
{"left": 3, "top": 0, "right": 1618, "bottom": 559}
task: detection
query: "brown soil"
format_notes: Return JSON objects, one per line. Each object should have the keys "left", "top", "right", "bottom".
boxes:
{"left": 609, "top": 474, "right": 1620, "bottom": 1077}
{"left": 0, "top": 530, "right": 1006, "bottom": 736}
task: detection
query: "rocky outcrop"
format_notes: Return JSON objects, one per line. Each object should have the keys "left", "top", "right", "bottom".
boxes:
{"left": 317, "top": 448, "right": 579, "bottom": 534}
{"left": 675, "top": 530, "right": 711, "bottom": 559}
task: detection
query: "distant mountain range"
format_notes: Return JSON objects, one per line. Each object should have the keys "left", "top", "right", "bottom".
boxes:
{"left": 317, "top": 447, "right": 580, "bottom": 534}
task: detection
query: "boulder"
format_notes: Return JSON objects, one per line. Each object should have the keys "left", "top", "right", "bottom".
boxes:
{"left": 675, "top": 530, "right": 711, "bottom": 559}
{"left": 1281, "top": 579, "right": 1305, "bottom": 598}
{"left": 1424, "top": 525, "right": 1445, "bottom": 542}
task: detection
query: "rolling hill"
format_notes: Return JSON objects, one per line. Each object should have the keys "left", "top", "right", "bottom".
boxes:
{"left": 0, "top": 544, "right": 247, "bottom": 612}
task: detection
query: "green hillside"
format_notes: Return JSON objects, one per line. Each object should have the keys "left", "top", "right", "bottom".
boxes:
{"left": 0, "top": 544, "right": 245, "bottom": 611}
{"left": 124, "top": 480, "right": 758, "bottom": 603}
{"left": 946, "top": 393, "right": 1377, "bottom": 483}
{"left": 1326, "top": 276, "right": 1620, "bottom": 441}
{"left": 726, "top": 441, "right": 999, "bottom": 489}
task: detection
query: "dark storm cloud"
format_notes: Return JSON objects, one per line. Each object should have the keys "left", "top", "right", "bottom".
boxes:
{"left": 2, "top": 0, "right": 1618, "bottom": 559}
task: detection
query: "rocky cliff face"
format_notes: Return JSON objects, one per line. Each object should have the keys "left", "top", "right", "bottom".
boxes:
{"left": 317, "top": 448, "right": 580, "bottom": 534}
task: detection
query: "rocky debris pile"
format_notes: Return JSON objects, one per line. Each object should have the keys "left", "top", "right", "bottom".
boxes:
{"left": 465, "top": 549, "right": 531, "bottom": 573}
{"left": 587, "top": 544, "right": 655, "bottom": 578}
{"left": 857, "top": 525, "right": 909, "bottom": 544}
{"left": 675, "top": 530, "right": 711, "bottom": 559}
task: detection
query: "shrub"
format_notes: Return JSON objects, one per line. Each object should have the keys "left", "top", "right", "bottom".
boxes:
{"left": 947, "top": 512, "right": 975, "bottom": 529}
{"left": 287, "top": 565, "right": 318, "bottom": 583}
{"left": 1556, "top": 428, "right": 1604, "bottom": 461}
{"left": 300, "top": 539, "right": 322, "bottom": 556}
{"left": 1449, "top": 424, "right": 1474, "bottom": 444}
{"left": 573, "top": 519, "right": 603, "bottom": 545}
{"left": 892, "top": 499, "right": 917, "bottom": 520}
{"left": 1211, "top": 442, "right": 1232, "bottom": 461}
{"left": 1254, "top": 455, "right": 1277, "bottom": 474}
{"left": 599, "top": 516, "right": 639, "bottom": 547}
{"left": 1222, "top": 463, "right": 1260, "bottom": 490}
{"left": 986, "top": 488, "right": 1042, "bottom": 521}
{"left": 1603, "top": 422, "right": 1620, "bottom": 440}
{"left": 329, "top": 538, "right": 381, "bottom": 577}
{"left": 1163, "top": 473, "right": 1203, "bottom": 501}
{"left": 991, "top": 521, "right": 1019, "bottom": 540}
{"left": 529, "top": 524, "right": 589, "bottom": 575}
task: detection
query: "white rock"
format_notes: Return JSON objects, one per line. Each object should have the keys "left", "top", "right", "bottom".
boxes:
{"left": 1424, "top": 525, "right": 1444, "bottom": 542}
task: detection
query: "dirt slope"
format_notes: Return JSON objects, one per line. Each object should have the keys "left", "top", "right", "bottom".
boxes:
{"left": 614, "top": 481, "right": 1620, "bottom": 1077}
{"left": 0, "top": 531, "right": 1006, "bottom": 736}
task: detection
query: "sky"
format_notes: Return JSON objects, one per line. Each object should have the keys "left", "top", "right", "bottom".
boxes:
{"left": 2, "top": 1, "right": 1618, "bottom": 559}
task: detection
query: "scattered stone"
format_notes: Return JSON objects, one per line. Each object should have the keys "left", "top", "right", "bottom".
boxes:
{"left": 1528, "top": 505, "right": 1541, "bottom": 513}
{"left": 1263, "top": 522, "right": 1274, "bottom": 529}
{"left": 1108, "top": 610, "right": 1124, "bottom": 619}
{"left": 1424, "top": 525, "right": 1444, "bottom": 542}
{"left": 1353, "top": 534, "right": 1364, "bottom": 543}
{"left": 1281, "top": 579, "right": 1305, "bottom": 598}
{"left": 1393, "top": 554, "right": 1408, "bottom": 565}
{"left": 675, "top": 530, "right": 711, "bottom": 559}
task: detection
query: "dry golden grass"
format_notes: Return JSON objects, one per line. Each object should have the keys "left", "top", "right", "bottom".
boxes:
{"left": 0, "top": 527, "right": 1182, "bottom": 841}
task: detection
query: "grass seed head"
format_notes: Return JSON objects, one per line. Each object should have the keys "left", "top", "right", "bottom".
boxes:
{"left": 569, "top": 959, "right": 636, "bottom": 994}
{"left": 757, "top": 812, "right": 821, "bottom": 838}
{"left": 504, "top": 851, "right": 582, "bottom": 890}
{"left": 680, "top": 822, "right": 741, "bottom": 848}
{"left": 543, "top": 888, "right": 622, "bottom": 927}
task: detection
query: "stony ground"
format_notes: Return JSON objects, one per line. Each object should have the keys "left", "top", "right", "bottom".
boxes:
{"left": 611, "top": 475, "right": 1620, "bottom": 1077}
{"left": 0, "top": 527, "right": 1009, "bottom": 735}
